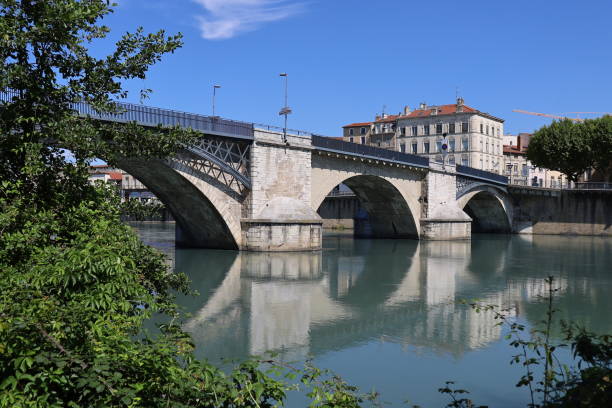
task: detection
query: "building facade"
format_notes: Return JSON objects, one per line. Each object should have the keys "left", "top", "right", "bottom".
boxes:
{"left": 342, "top": 98, "right": 505, "bottom": 173}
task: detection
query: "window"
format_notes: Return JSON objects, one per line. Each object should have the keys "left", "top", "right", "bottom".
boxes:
{"left": 486, "top": 125, "right": 489, "bottom": 135}
{"left": 448, "top": 155, "right": 456, "bottom": 165}
{"left": 436, "top": 123, "right": 443, "bottom": 134}
{"left": 424, "top": 125, "right": 430, "bottom": 135}
{"left": 349, "top": 137, "right": 354, "bottom": 143}
{"left": 411, "top": 143, "right": 417, "bottom": 154}
{"left": 349, "top": 128, "right": 354, "bottom": 136}
{"left": 412, "top": 126, "right": 418, "bottom": 136}
{"left": 449, "top": 139, "right": 456, "bottom": 152}
{"left": 522, "top": 164, "right": 528, "bottom": 176}
{"left": 505, "top": 163, "right": 513, "bottom": 175}
{"left": 435, "top": 155, "right": 443, "bottom": 163}
{"left": 361, "top": 136, "right": 366, "bottom": 144}
{"left": 360, "top": 127, "right": 366, "bottom": 135}
{"left": 513, "top": 164, "right": 518, "bottom": 174}
{"left": 436, "top": 140, "right": 442, "bottom": 152}
{"left": 461, "top": 156, "right": 469, "bottom": 166}
{"left": 424, "top": 142, "right": 430, "bottom": 153}
{"left": 449, "top": 123, "right": 455, "bottom": 134}
{"left": 480, "top": 158, "right": 483, "bottom": 169}
{"left": 486, "top": 141, "right": 489, "bottom": 153}
{"left": 462, "top": 122, "right": 469, "bottom": 132}
{"left": 400, "top": 127, "right": 406, "bottom": 136}
{"left": 400, "top": 144, "right": 406, "bottom": 153}
{"left": 462, "top": 138, "right": 469, "bottom": 151}
{"left": 497, "top": 128, "right": 501, "bottom": 137}
{"left": 480, "top": 123, "right": 484, "bottom": 133}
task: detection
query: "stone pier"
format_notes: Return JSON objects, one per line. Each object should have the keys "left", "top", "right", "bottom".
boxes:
{"left": 420, "top": 163, "right": 472, "bottom": 240}
{"left": 241, "top": 129, "right": 323, "bottom": 251}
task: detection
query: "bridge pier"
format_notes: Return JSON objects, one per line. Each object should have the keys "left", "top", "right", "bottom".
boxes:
{"left": 420, "top": 163, "right": 472, "bottom": 240}
{"left": 241, "top": 129, "right": 323, "bottom": 251}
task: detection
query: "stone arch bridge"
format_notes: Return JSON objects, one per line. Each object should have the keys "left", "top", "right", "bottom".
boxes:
{"left": 85, "top": 101, "right": 511, "bottom": 251}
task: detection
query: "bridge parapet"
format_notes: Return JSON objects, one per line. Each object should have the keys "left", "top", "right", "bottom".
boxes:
{"left": 311, "top": 135, "right": 429, "bottom": 169}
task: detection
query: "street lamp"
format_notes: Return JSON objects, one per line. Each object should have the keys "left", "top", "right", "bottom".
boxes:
{"left": 278, "top": 73, "right": 292, "bottom": 143}
{"left": 212, "top": 84, "right": 221, "bottom": 117}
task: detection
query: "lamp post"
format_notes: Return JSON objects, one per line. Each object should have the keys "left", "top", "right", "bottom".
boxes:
{"left": 278, "top": 73, "right": 291, "bottom": 143}
{"left": 212, "top": 84, "right": 221, "bottom": 117}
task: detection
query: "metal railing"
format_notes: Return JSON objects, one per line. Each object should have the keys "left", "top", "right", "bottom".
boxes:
{"left": 572, "top": 182, "right": 612, "bottom": 190}
{"left": 456, "top": 164, "right": 508, "bottom": 185}
{"left": 311, "top": 135, "right": 430, "bottom": 168}
{"left": 253, "top": 123, "right": 313, "bottom": 137}
{"left": 327, "top": 190, "right": 357, "bottom": 197}
{"left": 1, "top": 90, "right": 254, "bottom": 139}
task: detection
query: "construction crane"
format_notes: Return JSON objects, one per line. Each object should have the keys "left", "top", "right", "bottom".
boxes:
{"left": 512, "top": 109, "right": 584, "bottom": 122}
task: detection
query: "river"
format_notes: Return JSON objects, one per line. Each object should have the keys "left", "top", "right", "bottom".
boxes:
{"left": 132, "top": 222, "right": 611, "bottom": 407}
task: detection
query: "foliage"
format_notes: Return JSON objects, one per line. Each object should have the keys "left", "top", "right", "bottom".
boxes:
{"left": 465, "top": 277, "right": 612, "bottom": 408}
{"left": 527, "top": 116, "right": 612, "bottom": 182}
{"left": 120, "top": 197, "right": 166, "bottom": 221}
{"left": 0, "top": 0, "right": 294, "bottom": 406}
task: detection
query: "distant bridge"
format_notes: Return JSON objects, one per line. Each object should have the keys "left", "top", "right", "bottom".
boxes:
{"left": 2, "top": 92, "right": 516, "bottom": 250}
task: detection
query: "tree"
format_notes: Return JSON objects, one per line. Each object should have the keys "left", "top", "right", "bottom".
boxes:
{"left": 0, "top": 1, "right": 292, "bottom": 406}
{"left": 527, "top": 116, "right": 612, "bottom": 182}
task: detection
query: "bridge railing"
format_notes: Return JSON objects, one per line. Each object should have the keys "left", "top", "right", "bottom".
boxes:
{"left": 74, "top": 101, "right": 254, "bottom": 139}
{"left": 1, "top": 90, "right": 254, "bottom": 139}
{"left": 456, "top": 164, "right": 508, "bottom": 185}
{"left": 311, "top": 135, "right": 430, "bottom": 168}
{"left": 570, "top": 182, "right": 612, "bottom": 190}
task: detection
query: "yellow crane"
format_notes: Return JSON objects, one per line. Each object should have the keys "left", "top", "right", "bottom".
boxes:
{"left": 513, "top": 110, "right": 612, "bottom": 122}
{"left": 512, "top": 109, "right": 584, "bottom": 122}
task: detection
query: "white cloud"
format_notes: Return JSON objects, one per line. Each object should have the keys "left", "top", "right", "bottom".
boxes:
{"left": 193, "top": 0, "right": 304, "bottom": 40}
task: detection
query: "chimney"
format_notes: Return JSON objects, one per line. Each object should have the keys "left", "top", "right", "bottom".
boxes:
{"left": 456, "top": 97, "right": 464, "bottom": 113}
{"left": 419, "top": 102, "right": 427, "bottom": 110}
{"left": 375, "top": 114, "right": 381, "bottom": 121}
{"left": 403, "top": 105, "right": 411, "bottom": 115}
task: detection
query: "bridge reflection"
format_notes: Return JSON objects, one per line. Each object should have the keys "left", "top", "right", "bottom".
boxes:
{"left": 173, "top": 235, "right": 598, "bottom": 362}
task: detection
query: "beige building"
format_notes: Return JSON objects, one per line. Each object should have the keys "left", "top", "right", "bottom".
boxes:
{"left": 342, "top": 121, "right": 373, "bottom": 145}
{"left": 342, "top": 98, "right": 505, "bottom": 173}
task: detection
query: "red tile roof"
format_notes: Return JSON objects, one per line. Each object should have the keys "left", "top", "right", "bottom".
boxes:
{"left": 374, "top": 114, "right": 400, "bottom": 123}
{"left": 108, "top": 172, "right": 123, "bottom": 181}
{"left": 342, "top": 102, "right": 504, "bottom": 128}
{"left": 342, "top": 121, "right": 372, "bottom": 128}
{"left": 503, "top": 145, "right": 526, "bottom": 155}
{"left": 404, "top": 104, "right": 477, "bottom": 118}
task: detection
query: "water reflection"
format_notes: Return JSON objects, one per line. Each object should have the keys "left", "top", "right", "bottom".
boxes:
{"left": 163, "top": 233, "right": 610, "bottom": 363}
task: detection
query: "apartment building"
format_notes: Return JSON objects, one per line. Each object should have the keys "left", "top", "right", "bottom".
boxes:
{"left": 342, "top": 121, "right": 373, "bottom": 145}
{"left": 342, "top": 98, "right": 505, "bottom": 173}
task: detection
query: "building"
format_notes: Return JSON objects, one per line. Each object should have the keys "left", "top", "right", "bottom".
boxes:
{"left": 342, "top": 98, "right": 505, "bottom": 173}
{"left": 342, "top": 121, "right": 372, "bottom": 145}
{"left": 88, "top": 164, "right": 123, "bottom": 187}
{"left": 502, "top": 133, "right": 569, "bottom": 188}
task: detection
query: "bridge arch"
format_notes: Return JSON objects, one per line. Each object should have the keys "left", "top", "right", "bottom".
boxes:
{"left": 118, "top": 155, "right": 244, "bottom": 249}
{"left": 457, "top": 185, "right": 512, "bottom": 233}
{"left": 311, "top": 156, "right": 424, "bottom": 238}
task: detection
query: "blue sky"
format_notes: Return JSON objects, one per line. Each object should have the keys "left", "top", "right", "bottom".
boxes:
{"left": 100, "top": 0, "right": 612, "bottom": 136}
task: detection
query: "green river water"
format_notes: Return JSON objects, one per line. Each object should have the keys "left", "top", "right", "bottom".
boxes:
{"left": 132, "top": 222, "right": 611, "bottom": 408}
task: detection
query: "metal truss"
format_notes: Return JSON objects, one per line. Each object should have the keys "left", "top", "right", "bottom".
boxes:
{"left": 182, "top": 136, "right": 251, "bottom": 190}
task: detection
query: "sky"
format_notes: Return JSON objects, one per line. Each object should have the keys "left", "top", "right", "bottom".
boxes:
{"left": 96, "top": 0, "right": 612, "bottom": 136}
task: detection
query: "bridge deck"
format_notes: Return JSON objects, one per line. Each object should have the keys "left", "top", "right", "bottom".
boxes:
{"left": 1, "top": 91, "right": 507, "bottom": 186}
